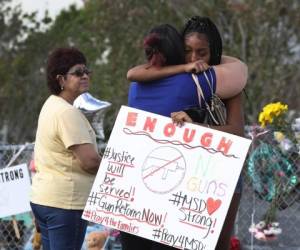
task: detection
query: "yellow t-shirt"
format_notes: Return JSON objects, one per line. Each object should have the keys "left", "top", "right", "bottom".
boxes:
{"left": 31, "top": 95, "right": 98, "bottom": 210}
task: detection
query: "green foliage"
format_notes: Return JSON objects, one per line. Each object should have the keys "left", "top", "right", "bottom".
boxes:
{"left": 0, "top": 0, "right": 299, "bottom": 143}
{"left": 169, "top": 0, "right": 300, "bottom": 122}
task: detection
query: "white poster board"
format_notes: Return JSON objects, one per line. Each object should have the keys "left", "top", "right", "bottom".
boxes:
{"left": 83, "top": 106, "right": 252, "bottom": 250}
{"left": 0, "top": 164, "right": 31, "bottom": 218}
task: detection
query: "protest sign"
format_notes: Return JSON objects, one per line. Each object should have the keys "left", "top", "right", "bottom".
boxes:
{"left": 83, "top": 106, "right": 252, "bottom": 250}
{"left": 0, "top": 164, "right": 31, "bottom": 218}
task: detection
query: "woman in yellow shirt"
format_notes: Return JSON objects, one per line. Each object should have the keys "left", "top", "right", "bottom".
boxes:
{"left": 31, "top": 47, "right": 101, "bottom": 250}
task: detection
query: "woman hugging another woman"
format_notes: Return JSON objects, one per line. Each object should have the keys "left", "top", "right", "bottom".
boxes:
{"left": 125, "top": 17, "right": 246, "bottom": 250}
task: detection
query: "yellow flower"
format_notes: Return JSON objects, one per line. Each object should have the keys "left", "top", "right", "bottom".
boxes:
{"left": 258, "top": 102, "right": 288, "bottom": 127}
{"left": 274, "top": 131, "right": 285, "bottom": 142}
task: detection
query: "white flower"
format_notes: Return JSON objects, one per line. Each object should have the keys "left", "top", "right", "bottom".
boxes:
{"left": 256, "top": 221, "right": 266, "bottom": 230}
{"left": 249, "top": 223, "right": 258, "bottom": 233}
{"left": 271, "top": 222, "right": 279, "bottom": 227}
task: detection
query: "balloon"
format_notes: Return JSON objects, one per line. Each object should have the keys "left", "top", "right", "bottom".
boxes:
{"left": 74, "top": 93, "right": 111, "bottom": 140}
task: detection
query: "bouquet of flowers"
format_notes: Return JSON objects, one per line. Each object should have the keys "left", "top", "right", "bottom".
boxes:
{"left": 248, "top": 102, "right": 299, "bottom": 241}
{"left": 258, "top": 102, "right": 288, "bottom": 128}
{"left": 259, "top": 102, "right": 299, "bottom": 153}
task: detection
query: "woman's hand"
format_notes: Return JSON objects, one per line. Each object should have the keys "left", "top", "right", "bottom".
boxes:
{"left": 184, "top": 60, "right": 210, "bottom": 73}
{"left": 171, "top": 111, "right": 193, "bottom": 127}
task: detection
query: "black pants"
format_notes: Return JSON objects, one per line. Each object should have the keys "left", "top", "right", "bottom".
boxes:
{"left": 120, "top": 232, "right": 175, "bottom": 250}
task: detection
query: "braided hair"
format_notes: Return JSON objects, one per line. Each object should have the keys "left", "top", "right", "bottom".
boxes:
{"left": 182, "top": 16, "right": 222, "bottom": 65}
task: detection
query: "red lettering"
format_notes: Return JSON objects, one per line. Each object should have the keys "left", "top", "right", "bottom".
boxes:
{"left": 143, "top": 117, "right": 157, "bottom": 132}
{"left": 126, "top": 112, "right": 138, "bottom": 126}
{"left": 200, "top": 132, "right": 213, "bottom": 147}
{"left": 217, "top": 137, "right": 232, "bottom": 155}
{"left": 183, "top": 128, "right": 196, "bottom": 143}
{"left": 164, "top": 123, "right": 176, "bottom": 137}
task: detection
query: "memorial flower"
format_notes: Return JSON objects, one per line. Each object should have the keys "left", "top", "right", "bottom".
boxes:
{"left": 248, "top": 102, "right": 299, "bottom": 241}
{"left": 258, "top": 102, "right": 288, "bottom": 129}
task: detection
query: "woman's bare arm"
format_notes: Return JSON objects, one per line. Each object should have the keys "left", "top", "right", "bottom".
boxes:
{"left": 127, "top": 60, "right": 208, "bottom": 82}
{"left": 69, "top": 143, "right": 101, "bottom": 174}
{"left": 209, "top": 94, "right": 244, "bottom": 136}
{"left": 128, "top": 56, "right": 248, "bottom": 99}
{"left": 213, "top": 56, "right": 248, "bottom": 99}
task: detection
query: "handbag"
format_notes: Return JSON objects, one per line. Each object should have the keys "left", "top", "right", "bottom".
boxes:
{"left": 185, "top": 72, "right": 227, "bottom": 125}
{"left": 184, "top": 107, "right": 207, "bottom": 123}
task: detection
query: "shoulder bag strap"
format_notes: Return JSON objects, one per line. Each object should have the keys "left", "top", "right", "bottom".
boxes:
{"left": 191, "top": 73, "right": 219, "bottom": 125}
{"left": 191, "top": 73, "right": 204, "bottom": 107}
{"left": 204, "top": 71, "right": 227, "bottom": 125}
{"left": 203, "top": 71, "right": 214, "bottom": 95}
{"left": 203, "top": 70, "right": 217, "bottom": 111}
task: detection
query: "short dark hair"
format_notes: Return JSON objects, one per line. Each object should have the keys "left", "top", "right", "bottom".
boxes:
{"left": 46, "top": 47, "right": 87, "bottom": 95}
{"left": 143, "top": 24, "right": 185, "bottom": 67}
{"left": 182, "top": 16, "right": 222, "bottom": 65}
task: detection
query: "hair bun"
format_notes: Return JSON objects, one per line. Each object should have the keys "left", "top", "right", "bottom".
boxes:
{"left": 143, "top": 32, "right": 166, "bottom": 67}
{"left": 143, "top": 33, "right": 161, "bottom": 49}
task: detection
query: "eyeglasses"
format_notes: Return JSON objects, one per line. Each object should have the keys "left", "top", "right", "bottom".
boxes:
{"left": 67, "top": 67, "right": 92, "bottom": 77}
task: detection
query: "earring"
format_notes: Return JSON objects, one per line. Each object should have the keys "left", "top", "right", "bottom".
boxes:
{"left": 61, "top": 86, "right": 64, "bottom": 90}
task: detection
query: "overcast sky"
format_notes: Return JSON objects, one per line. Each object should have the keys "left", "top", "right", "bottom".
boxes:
{"left": 10, "top": 0, "right": 84, "bottom": 19}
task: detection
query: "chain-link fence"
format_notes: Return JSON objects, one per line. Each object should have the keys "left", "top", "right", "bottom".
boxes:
{"left": 0, "top": 143, "right": 121, "bottom": 250}
{"left": 0, "top": 144, "right": 34, "bottom": 250}
{"left": 236, "top": 126, "right": 300, "bottom": 250}
{"left": 1, "top": 133, "right": 299, "bottom": 249}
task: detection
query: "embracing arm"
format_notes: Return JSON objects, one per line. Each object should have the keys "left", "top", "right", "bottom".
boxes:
{"left": 69, "top": 143, "right": 101, "bottom": 175}
{"left": 213, "top": 56, "right": 248, "bottom": 99}
{"left": 127, "top": 64, "right": 184, "bottom": 82}
{"left": 127, "top": 60, "right": 209, "bottom": 82}
{"left": 127, "top": 56, "right": 248, "bottom": 99}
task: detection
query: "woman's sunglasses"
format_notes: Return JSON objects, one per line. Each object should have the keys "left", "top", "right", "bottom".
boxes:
{"left": 67, "top": 67, "right": 92, "bottom": 77}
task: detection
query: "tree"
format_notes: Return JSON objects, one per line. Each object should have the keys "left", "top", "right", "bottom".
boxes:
{"left": 0, "top": 0, "right": 53, "bottom": 143}
{"left": 169, "top": 0, "right": 300, "bottom": 121}
{"left": 1, "top": 0, "right": 299, "bottom": 143}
